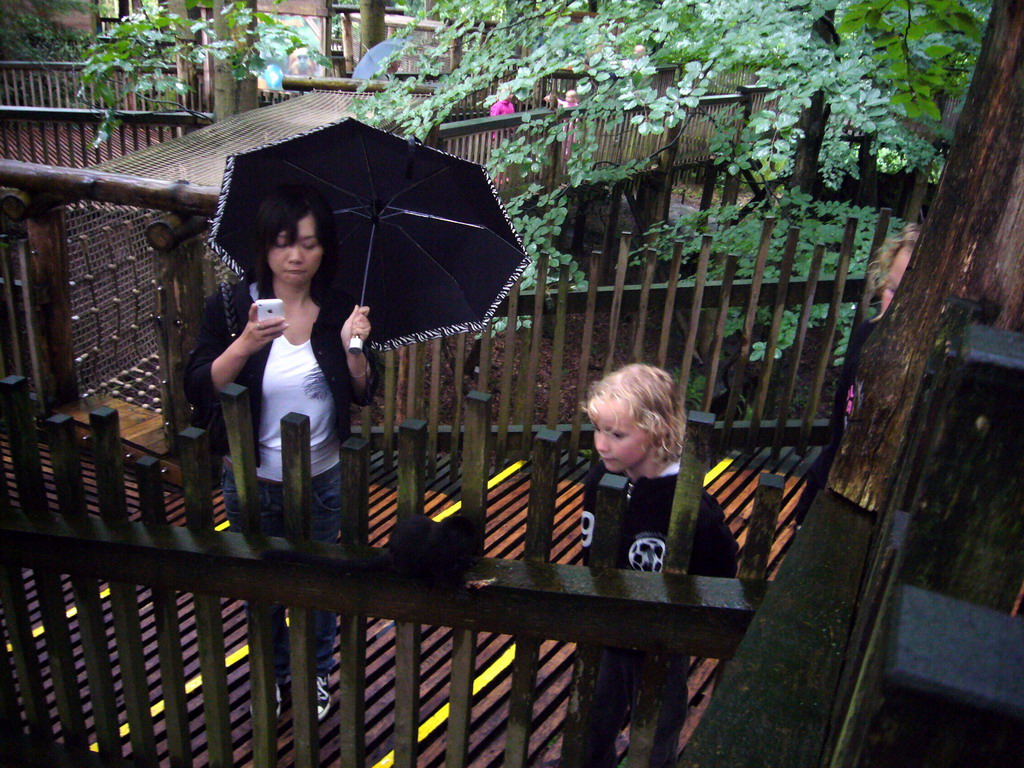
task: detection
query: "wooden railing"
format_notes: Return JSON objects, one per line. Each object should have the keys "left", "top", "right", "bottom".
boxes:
{"left": 0, "top": 106, "right": 210, "bottom": 167}
{"left": 0, "top": 60, "right": 211, "bottom": 113}
{"left": 0, "top": 372, "right": 771, "bottom": 768}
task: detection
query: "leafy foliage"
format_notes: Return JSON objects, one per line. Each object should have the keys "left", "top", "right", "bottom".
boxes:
{"left": 838, "top": 0, "right": 984, "bottom": 121}
{"left": 0, "top": 0, "right": 94, "bottom": 61}
{"left": 79, "top": 0, "right": 325, "bottom": 139}
{"left": 353, "top": 0, "right": 980, "bottom": 276}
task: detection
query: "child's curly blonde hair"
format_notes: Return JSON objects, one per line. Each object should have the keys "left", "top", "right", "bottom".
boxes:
{"left": 584, "top": 364, "right": 685, "bottom": 464}
{"left": 869, "top": 222, "right": 919, "bottom": 301}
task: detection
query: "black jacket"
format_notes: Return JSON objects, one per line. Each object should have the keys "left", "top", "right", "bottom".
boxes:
{"left": 183, "top": 280, "right": 377, "bottom": 459}
{"left": 580, "top": 462, "right": 738, "bottom": 577}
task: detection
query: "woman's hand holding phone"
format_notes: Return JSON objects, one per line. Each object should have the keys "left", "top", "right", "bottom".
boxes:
{"left": 242, "top": 301, "right": 287, "bottom": 354}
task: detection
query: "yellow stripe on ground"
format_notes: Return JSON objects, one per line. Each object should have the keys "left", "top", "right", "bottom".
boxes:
{"left": 432, "top": 460, "right": 526, "bottom": 521}
{"left": 7, "top": 587, "right": 111, "bottom": 653}
{"left": 704, "top": 457, "right": 733, "bottom": 485}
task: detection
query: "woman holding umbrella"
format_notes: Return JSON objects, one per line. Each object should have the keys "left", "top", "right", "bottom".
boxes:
{"left": 185, "top": 184, "right": 377, "bottom": 720}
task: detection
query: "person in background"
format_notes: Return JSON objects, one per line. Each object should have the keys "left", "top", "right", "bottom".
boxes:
{"left": 490, "top": 89, "right": 516, "bottom": 117}
{"left": 579, "top": 364, "right": 738, "bottom": 768}
{"left": 185, "top": 184, "right": 377, "bottom": 721}
{"left": 792, "top": 222, "right": 919, "bottom": 526}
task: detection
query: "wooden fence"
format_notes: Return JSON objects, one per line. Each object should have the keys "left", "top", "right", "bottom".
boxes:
{"left": 0, "top": 195, "right": 876, "bottom": 470}
{"left": 0, "top": 107, "right": 209, "bottom": 167}
{"left": 0, "top": 371, "right": 772, "bottom": 768}
{"left": 2, "top": 317, "right": 1020, "bottom": 768}
{"left": 0, "top": 60, "right": 211, "bottom": 113}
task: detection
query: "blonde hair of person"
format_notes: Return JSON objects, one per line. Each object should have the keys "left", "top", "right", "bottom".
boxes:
{"left": 869, "top": 222, "right": 919, "bottom": 302}
{"left": 584, "top": 364, "right": 685, "bottom": 465}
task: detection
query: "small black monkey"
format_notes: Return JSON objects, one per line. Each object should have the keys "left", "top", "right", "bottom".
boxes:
{"left": 262, "top": 514, "right": 479, "bottom": 586}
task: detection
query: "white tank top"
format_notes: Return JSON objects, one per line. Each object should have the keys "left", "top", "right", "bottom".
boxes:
{"left": 257, "top": 335, "right": 339, "bottom": 482}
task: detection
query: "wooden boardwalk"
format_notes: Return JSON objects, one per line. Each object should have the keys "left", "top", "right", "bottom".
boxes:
{"left": 5, "top": 438, "right": 818, "bottom": 767}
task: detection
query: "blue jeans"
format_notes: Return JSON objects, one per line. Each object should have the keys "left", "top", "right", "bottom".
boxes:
{"left": 222, "top": 462, "right": 342, "bottom": 681}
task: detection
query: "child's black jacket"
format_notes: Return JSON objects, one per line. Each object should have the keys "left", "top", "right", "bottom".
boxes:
{"left": 580, "top": 462, "right": 738, "bottom": 577}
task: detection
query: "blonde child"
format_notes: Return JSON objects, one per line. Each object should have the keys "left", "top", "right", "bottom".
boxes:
{"left": 579, "top": 364, "right": 738, "bottom": 768}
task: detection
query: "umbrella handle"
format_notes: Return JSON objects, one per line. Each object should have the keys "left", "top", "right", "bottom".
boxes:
{"left": 348, "top": 335, "right": 364, "bottom": 355}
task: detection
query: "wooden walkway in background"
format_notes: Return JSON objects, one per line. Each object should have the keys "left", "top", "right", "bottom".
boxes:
{"left": 3, "top": 437, "right": 819, "bottom": 767}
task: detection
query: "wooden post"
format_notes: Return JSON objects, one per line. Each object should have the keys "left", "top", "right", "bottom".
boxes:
{"left": 830, "top": 585, "right": 1024, "bottom": 768}
{"left": 91, "top": 406, "right": 159, "bottom": 765}
{"left": 896, "top": 325, "right": 1024, "bottom": 610}
{"left": 504, "top": 429, "right": 563, "bottom": 768}
{"left": 25, "top": 206, "right": 76, "bottom": 406}
{"left": 394, "top": 419, "right": 427, "bottom": 768}
{"left": 747, "top": 227, "right": 798, "bottom": 453}
{"left": 153, "top": 233, "right": 206, "bottom": 449}
{"left": 664, "top": 411, "right": 715, "bottom": 575}
{"left": 338, "top": 437, "right": 369, "bottom": 768}
{"left": 45, "top": 413, "right": 86, "bottom": 517}
{"left": 446, "top": 392, "right": 491, "bottom": 768}
{"left": 134, "top": 451, "right": 194, "bottom": 767}
{"left": 341, "top": 13, "right": 356, "bottom": 74}
{"left": 723, "top": 217, "right": 775, "bottom": 446}
{"left": 220, "top": 383, "right": 259, "bottom": 531}
{"left": 280, "top": 412, "right": 319, "bottom": 767}
{"left": 0, "top": 376, "right": 50, "bottom": 738}
{"left": 561, "top": 474, "right": 629, "bottom": 768}
{"left": 739, "top": 474, "right": 784, "bottom": 580}
{"left": 177, "top": 425, "right": 231, "bottom": 767}
{"left": 800, "top": 218, "right": 855, "bottom": 453}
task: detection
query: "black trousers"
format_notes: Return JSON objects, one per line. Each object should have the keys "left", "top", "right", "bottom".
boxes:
{"left": 584, "top": 648, "right": 690, "bottom": 768}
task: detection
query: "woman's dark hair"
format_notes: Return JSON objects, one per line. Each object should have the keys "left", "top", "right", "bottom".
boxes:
{"left": 252, "top": 184, "right": 338, "bottom": 301}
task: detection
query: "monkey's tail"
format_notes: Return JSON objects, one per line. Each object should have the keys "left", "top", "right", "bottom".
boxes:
{"left": 261, "top": 549, "right": 388, "bottom": 574}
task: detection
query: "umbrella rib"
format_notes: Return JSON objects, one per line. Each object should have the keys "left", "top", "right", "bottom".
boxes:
{"left": 279, "top": 160, "right": 368, "bottom": 206}
{"left": 380, "top": 208, "right": 492, "bottom": 232}
{"left": 383, "top": 165, "right": 453, "bottom": 208}
{"left": 335, "top": 205, "right": 373, "bottom": 220}
{"left": 359, "top": 134, "right": 379, "bottom": 202}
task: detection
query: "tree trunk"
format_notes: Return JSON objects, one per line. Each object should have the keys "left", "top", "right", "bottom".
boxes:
{"left": 212, "top": 0, "right": 258, "bottom": 121}
{"left": 788, "top": 13, "right": 837, "bottom": 196}
{"left": 358, "top": 0, "right": 387, "bottom": 54}
{"left": 830, "top": 0, "right": 1024, "bottom": 510}
{"left": 166, "top": 0, "right": 200, "bottom": 111}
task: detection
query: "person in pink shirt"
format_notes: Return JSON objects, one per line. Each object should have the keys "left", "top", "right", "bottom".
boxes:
{"left": 489, "top": 90, "right": 516, "bottom": 117}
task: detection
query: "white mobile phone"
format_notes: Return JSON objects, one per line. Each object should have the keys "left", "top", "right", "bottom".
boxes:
{"left": 255, "top": 298, "right": 284, "bottom": 322}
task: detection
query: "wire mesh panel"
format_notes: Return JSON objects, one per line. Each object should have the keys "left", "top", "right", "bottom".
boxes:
{"left": 64, "top": 201, "right": 162, "bottom": 409}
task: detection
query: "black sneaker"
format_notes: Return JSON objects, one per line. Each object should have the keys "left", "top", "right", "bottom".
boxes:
{"left": 249, "top": 681, "right": 284, "bottom": 718}
{"left": 316, "top": 675, "right": 331, "bottom": 721}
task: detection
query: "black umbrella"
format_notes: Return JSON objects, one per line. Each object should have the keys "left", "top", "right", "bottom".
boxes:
{"left": 209, "top": 118, "right": 529, "bottom": 350}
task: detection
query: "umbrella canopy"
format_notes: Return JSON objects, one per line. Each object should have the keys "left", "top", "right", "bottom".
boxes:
{"left": 209, "top": 118, "right": 529, "bottom": 351}
{"left": 352, "top": 37, "right": 407, "bottom": 80}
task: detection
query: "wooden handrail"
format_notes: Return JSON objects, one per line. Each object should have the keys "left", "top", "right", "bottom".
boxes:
{"left": 0, "top": 106, "right": 212, "bottom": 125}
{"left": 0, "top": 507, "right": 765, "bottom": 658}
{"left": 0, "top": 159, "right": 218, "bottom": 216}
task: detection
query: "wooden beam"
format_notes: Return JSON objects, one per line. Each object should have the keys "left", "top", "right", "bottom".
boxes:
{"left": 0, "top": 509, "right": 765, "bottom": 659}
{"left": 832, "top": 585, "right": 1024, "bottom": 768}
{"left": 680, "top": 490, "right": 875, "bottom": 768}
{"left": 0, "top": 160, "right": 219, "bottom": 216}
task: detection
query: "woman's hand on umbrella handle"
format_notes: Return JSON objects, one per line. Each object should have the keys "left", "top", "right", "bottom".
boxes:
{"left": 241, "top": 303, "right": 286, "bottom": 354}
{"left": 343, "top": 305, "right": 371, "bottom": 357}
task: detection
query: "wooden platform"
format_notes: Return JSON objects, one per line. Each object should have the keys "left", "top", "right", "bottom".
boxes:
{"left": 8, "top": 438, "right": 818, "bottom": 767}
